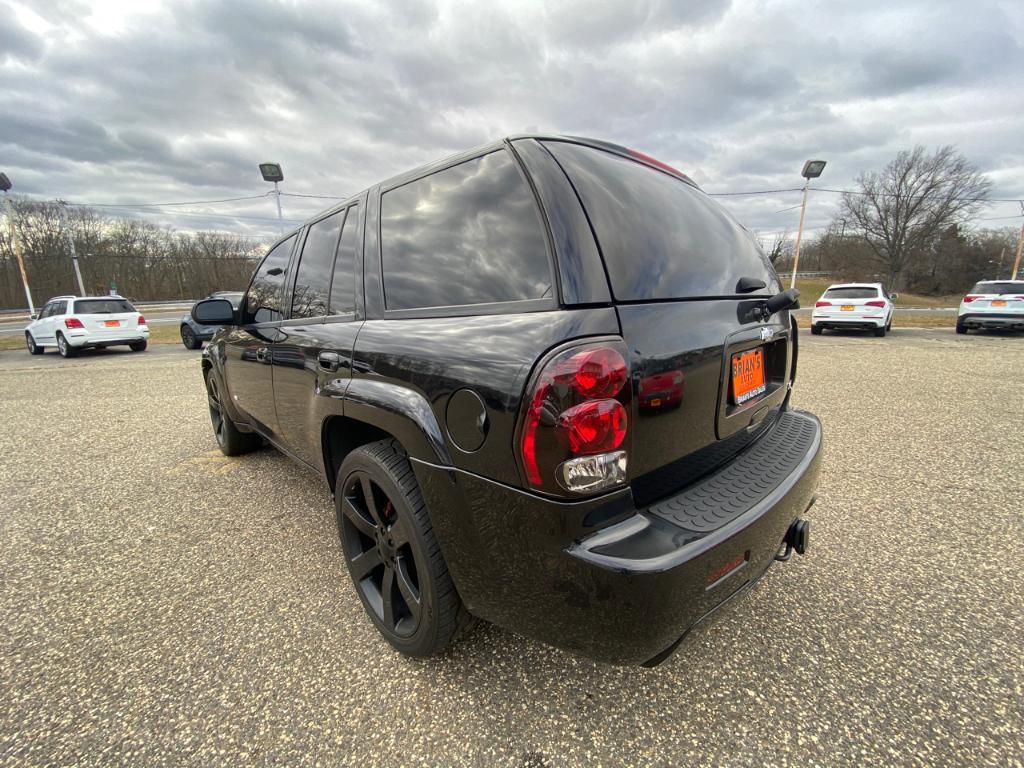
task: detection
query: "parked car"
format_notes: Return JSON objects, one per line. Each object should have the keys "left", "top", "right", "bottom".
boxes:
{"left": 956, "top": 280, "right": 1024, "bottom": 333}
{"left": 810, "top": 282, "right": 895, "bottom": 336}
{"left": 181, "top": 291, "right": 244, "bottom": 349}
{"left": 192, "top": 135, "right": 821, "bottom": 666}
{"left": 24, "top": 295, "right": 148, "bottom": 357}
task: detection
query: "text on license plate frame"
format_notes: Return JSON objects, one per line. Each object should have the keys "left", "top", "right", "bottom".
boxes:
{"left": 731, "top": 347, "right": 766, "bottom": 405}
{"left": 104, "top": 320, "right": 120, "bottom": 327}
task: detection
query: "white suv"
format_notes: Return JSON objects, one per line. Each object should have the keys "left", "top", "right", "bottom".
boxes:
{"left": 957, "top": 280, "right": 1024, "bottom": 334}
{"left": 24, "top": 296, "right": 149, "bottom": 357}
{"left": 811, "top": 283, "right": 895, "bottom": 337}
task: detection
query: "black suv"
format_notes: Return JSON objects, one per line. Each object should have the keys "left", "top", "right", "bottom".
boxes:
{"left": 194, "top": 136, "right": 821, "bottom": 666}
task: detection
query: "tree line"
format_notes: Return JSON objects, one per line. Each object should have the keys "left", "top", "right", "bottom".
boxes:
{"left": 761, "top": 145, "right": 1019, "bottom": 295}
{"left": 0, "top": 198, "right": 270, "bottom": 309}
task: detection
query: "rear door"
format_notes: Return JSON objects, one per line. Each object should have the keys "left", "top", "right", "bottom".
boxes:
{"left": 222, "top": 233, "right": 297, "bottom": 438}
{"left": 542, "top": 140, "right": 793, "bottom": 505}
{"left": 71, "top": 298, "right": 139, "bottom": 338}
{"left": 272, "top": 198, "right": 364, "bottom": 468}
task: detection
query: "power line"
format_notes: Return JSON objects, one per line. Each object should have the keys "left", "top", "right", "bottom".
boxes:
{"left": 71, "top": 203, "right": 304, "bottom": 225}
{"left": 68, "top": 193, "right": 272, "bottom": 208}
{"left": 280, "top": 191, "right": 346, "bottom": 200}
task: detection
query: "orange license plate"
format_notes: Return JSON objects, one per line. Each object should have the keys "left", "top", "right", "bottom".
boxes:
{"left": 731, "top": 348, "right": 766, "bottom": 405}
{"left": 104, "top": 320, "right": 120, "bottom": 327}
{"left": 992, "top": 300, "right": 1007, "bottom": 307}
{"left": 841, "top": 304, "right": 855, "bottom": 311}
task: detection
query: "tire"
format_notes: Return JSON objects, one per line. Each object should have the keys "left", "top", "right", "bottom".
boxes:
{"left": 874, "top": 325, "right": 886, "bottom": 337}
{"left": 810, "top": 324, "right": 823, "bottom": 335}
{"left": 129, "top": 340, "right": 148, "bottom": 352}
{"left": 56, "top": 332, "right": 77, "bottom": 358}
{"left": 336, "top": 439, "right": 475, "bottom": 657}
{"left": 956, "top": 323, "right": 967, "bottom": 335}
{"left": 25, "top": 333, "right": 43, "bottom": 355}
{"left": 204, "top": 371, "right": 262, "bottom": 455}
{"left": 181, "top": 325, "right": 202, "bottom": 350}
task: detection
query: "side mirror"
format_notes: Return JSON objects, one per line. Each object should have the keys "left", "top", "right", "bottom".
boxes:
{"left": 192, "top": 298, "right": 236, "bottom": 325}
{"left": 889, "top": 292, "right": 899, "bottom": 300}
{"left": 30, "top": 313, "right": 38, "bottom": 320}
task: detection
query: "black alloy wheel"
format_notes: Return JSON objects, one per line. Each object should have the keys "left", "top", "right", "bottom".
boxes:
{"left": 181, "top": 325, "right": 201, "bottom": 349}
{"left": 207, "top": 374, "right": 227, "bottom": 448}
{"left": 340, "top": 470, "right": 423, "bottom": 639}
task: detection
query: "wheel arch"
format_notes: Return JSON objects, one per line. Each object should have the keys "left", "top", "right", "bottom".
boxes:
{"left": 322, "top": 380, "right": 453, "bottom": 493}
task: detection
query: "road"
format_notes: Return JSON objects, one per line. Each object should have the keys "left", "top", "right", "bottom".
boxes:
{"left": 0, "top": 329, "right": 1021, "bottom": 766}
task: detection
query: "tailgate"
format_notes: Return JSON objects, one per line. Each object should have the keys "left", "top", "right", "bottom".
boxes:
{"left": 618, "top": 301, "right": 793, "bottom": 507}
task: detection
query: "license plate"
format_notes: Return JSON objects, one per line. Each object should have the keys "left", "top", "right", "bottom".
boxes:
{"left": 992, "top": 300, "right": 1007, "bottom": 307}
{"left": 841, "top": 305, "right": 855, "bottom": 311}
{"left": 104, "top": 320, "right": 120, "bottom": 327}
{"left": 650, "top": 398, "right": 662, "bottom": 408}
{"left": 731, "top": 348, "right": 766, "bottom": 405}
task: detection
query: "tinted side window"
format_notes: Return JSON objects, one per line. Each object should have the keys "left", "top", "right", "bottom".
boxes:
{"left": 39, "top": 303, "right": 54, "bottom": 318}
{"left": 244, "top": 235, "right": 296, "bottom": 324}
{"left": 55, "top": 301, "right": 67, "bottom": 315}
{"left": 329, "top": 205, "right": 359, "bottom": 315}
{"left": 291, "top": 212, "right": 344, "bottom": 319}
{"left": 544, "top": 142, "right": 778, "bottom": 301}
{"left": 380, "top": 150, "right": 551, "bottom": 310}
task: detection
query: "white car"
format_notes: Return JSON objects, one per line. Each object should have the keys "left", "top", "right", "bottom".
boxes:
{"left": 24, "top": 295, "right": 149, "bottom": 357}
{"left": 956, "top": 280, "right": 1024, "bottom": 334}
{"left": 810, "top": 283, "right": 895, "bottom": 337}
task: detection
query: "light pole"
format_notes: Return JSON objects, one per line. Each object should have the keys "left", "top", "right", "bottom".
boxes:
{"left": 56, "top": 199, "right": 87, "bottom": 296}
{"left": 0, "top": 172, "right": 35, "bottom": 315}
{"left": 789, "top": 159, "right": 827, "bottom": 289}
{"left": 259, "top": 163, "right": 285, "bottom": 235}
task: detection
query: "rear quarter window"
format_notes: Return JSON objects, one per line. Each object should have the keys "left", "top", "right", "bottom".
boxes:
{"left": 543, "top": 141, "right": 778, "bottom": 301}
{"left": 380, "top": 149, "right": 552, "bottom": 311}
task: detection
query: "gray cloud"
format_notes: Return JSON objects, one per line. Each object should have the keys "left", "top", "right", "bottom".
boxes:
{"left": 1, "top": 0, "right": 1022, "bottom": 241}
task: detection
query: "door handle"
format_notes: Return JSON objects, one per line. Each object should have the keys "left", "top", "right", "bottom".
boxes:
{"left": 255, "top": 347, "right": 270, "bottom": 363}
{"left": 318, "top": 351, "right": 342, "bottom": 372}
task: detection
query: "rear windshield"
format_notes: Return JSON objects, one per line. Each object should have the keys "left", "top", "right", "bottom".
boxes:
{"left": 823, "top": 287, "right": 879, "bottom": 299}
{"left": 74, "top": 299, "right": 135, "bottom": 314}
{"left": 543, "top": 141, "right": 778, "bottom": 301}
{"left": 971, "top": 282, "right": 1024, "bottom": 295}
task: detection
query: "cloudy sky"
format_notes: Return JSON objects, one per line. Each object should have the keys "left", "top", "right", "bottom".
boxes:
{"left": 2, "top": 0, "right": 1023, "bottom": 240}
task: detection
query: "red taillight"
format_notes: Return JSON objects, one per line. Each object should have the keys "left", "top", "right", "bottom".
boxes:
{"left": 64, "top": 317, "right": 84, "bottom": 329}
{"left": 963, "top": 295, "right": 980, "bottom": 303}
{"left": 865, "top": 300, "right": 886, "bottom": 308}
{"left": 520, "top": 342, "right": 632, "bottom": 494}
{"left": 815, "top": 300, "right": 831, "bottom": 307}
{"left": 137, "top": 315, "right": 146, "bottom": 325}
{"left": 558, "top": 399, "right": 627, "bottom": 454}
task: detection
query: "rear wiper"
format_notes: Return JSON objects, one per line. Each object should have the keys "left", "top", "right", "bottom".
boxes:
{"left": 756, "top": 288, "right": 800, "bottom": 320}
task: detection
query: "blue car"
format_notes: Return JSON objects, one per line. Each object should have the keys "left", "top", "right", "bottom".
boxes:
{"left": 180, "top": 291, "right": 243, "bottom": 349}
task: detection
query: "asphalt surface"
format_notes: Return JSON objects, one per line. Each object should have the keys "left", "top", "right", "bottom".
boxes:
{"left": 1, "top": 328, "right": 1021, "bottom": 766}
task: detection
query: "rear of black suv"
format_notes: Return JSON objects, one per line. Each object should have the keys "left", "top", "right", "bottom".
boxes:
{"left": 199, "top": 134, "right": 821, "bottom": 666}
{"left": 408, "top": 138, "right": 822, "bottom": 665}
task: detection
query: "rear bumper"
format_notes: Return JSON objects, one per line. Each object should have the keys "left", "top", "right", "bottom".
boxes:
{"left": 67, "top": 328, "right": 149, "bottom": 347}
{"left": 414, "top": 408, "right": 822, "bottom": 665}
{"left": 958, "top": 312, "right": 1024, "bottom": 330}
{"left": 811, "top": 314, "right": 885, "bottom": 329}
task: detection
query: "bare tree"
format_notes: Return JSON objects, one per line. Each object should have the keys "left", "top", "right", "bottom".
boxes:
{"left": 840, "top": 145, "right": 990, "bottom": 289}
{"left": 756, "top": 229, "right": 791, "bottom": 268}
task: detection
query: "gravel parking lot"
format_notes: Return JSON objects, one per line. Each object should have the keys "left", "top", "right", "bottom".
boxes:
{"left": 1, "top": 329, "right": 1021, "bottom": 767}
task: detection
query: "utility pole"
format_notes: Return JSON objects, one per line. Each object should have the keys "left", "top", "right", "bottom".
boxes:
{"left": 274, "top": 181, "right": 284, "bottom": 236}
{"left": 790, "top": 181, "right": 810, "bottom": 290}
{"left": 790, "top": 159, "right": 827, "bottom": 289}
{"left": 0, "top": 174, "right": 35, "bottom": 315}
{"left": 1012, "top": 202, "right": 1024, "bottom": 281}
{"left": 56, "top": 200, "right": 87, "bottom": 296}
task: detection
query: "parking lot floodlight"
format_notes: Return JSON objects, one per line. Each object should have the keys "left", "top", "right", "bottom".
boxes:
{"left": 790, "top": 159, "right": 827, "bottom": 288}
{"left": 801, "top": 160, "right": 827, "bottom": 180}
{"left": 259, "top": 163, "right": 284, "bottom": 183}
{"left": 259, "top": 163, "right": 285, "bottom": 235}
